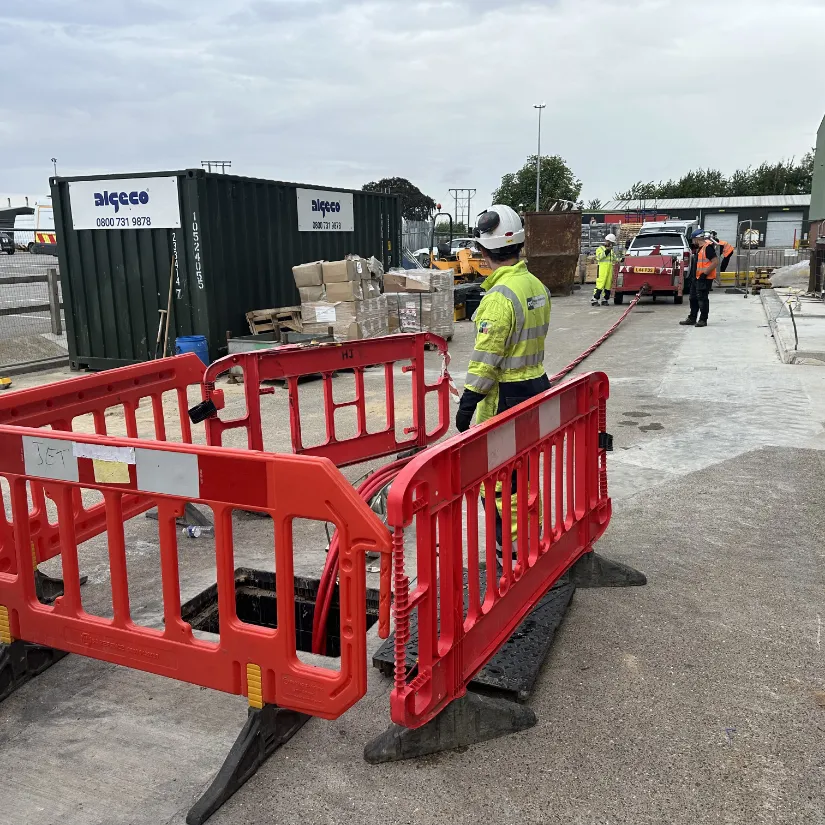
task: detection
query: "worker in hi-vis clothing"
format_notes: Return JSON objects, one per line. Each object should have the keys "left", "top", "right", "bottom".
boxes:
{"left": 592, "top": 232, "right": 621, "bottom": 306}
{"left": 455, "top": 204, "right": 551, "bottom": 553}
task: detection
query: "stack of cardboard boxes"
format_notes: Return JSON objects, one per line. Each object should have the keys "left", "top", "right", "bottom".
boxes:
{"left": 384, "top": 269, "right": 455, "bottom": 340}
{"left": 293, "top": 257, "right": 388, "bottom": 341}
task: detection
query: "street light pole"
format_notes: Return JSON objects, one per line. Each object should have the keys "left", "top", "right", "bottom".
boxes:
{"left": 50, "top": 157, "right": 58, "bottom": 176}
{"left": 534, "top": 104, "right": 546, "bottom": 211}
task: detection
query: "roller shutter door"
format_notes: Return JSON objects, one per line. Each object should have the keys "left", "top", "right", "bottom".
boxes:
{"left": 703, "top": 213, "right": 739, "bottom": 245}
{"left": 765, "top": 212, "right": 803, "bottom": 247}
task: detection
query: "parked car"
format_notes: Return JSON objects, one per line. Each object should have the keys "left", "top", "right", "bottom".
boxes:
{"left": 626, "top": 228, "right": 692, "bottom": 260}
{"left": 0, "top": 231, "right": 14, "bottom": 255}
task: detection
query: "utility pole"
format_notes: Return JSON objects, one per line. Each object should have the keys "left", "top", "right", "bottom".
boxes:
{"left": 201, "top": 160, "right": 232, "bottom": 173}
{"left": 534, "top": 103, "right": 546, "bottom": 211}
{"left": 448, "top": 188, "right": 476, "bottom": 232}
{"left": 533, "top": 103, "right": 547, "bottom": 212}
{"left": 50, "top": 157, "right": 58, "bottom": 176}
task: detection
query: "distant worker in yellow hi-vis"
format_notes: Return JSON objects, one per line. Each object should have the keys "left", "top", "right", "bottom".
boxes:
{"left": 592, "top": 232, "right": 621, "bottom": 306}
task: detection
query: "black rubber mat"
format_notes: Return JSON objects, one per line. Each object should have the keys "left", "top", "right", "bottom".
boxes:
{"left": 372, "top": 573, "right": 575, "bottom": 703}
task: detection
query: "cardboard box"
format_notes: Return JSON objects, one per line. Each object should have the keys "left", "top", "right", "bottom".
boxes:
{"left": 386, "top": 288, "right": 454, "bottom": 340}
{"left": 383, "top": 272, "right": 408, "bottom": 292}
{"left": 362, "top": 278, "right": 380, "bottom": 299}
{"left": 292, "top": 261, "right": 324, "bottom": 287}
{"left": 322, "top": 258, "right": 368, "bottom": 283}
{"left": 298, "top": 285, "right": 325, "bottom": 302}
{"left": 325, "top": 280, "right": 364, "bottom": 302}
{"left": 301, "top": 296, "right": 388, "bottom": 341}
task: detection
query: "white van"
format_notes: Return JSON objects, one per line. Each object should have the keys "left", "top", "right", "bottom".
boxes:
{"left": 13, "top": 203, "right": 54, "bottom": 252}
{"left": 13, "top": 213, "right": 34, "bottom": 251}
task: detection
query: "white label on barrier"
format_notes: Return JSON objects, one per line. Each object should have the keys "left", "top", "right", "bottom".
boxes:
{"left": 135, "top": 448, "right": 200, "bottom": 499}
{"left": 23, "top": 436, "right": 79, "bottom": 482}
{"left": 69, "top": 176, "right": 181, "bottom": 230}
{"left": 296, "top": 188, "right": 354, "bottom": 232}
{"left": 539, "top": 396, "right": 561, "bottom": 437}
{"left": 486, "top": 420, "right": 516, "bottom": 472}
{"left": 73, "top": 443, "right": 136, "bottom": 464}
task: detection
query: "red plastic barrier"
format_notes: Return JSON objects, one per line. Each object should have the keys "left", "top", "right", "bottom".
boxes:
{"left": 386, "top": 372, "right": 611, "bottom": 728}
{"left": 0, "top": 426, "right": 391, "bottom": 719}
{"left": 201, "top": 333, "right": 452, "bottom": 468}
{"left": 0, "top": 354, "right": 205, "bottom": 572}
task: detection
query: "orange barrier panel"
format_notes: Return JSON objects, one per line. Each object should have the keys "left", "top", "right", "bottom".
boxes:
{"left": 201, "top": 333, "right": 453, "bottom": 467}
{"left": 0, "top": 355, "right": 205, "bottom": 572}
{"left": 0, "top": 426, "right": 391, "bottom": 719}
{"left": 385, "top": 372, "right": 611, "bottom": 728}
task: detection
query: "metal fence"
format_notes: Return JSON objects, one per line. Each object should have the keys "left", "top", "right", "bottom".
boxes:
{"left": 402, "top": 219, "right": 431, "bottom": 255}
{"left": 0, "top": 247, "right": 67, "bottom": 372}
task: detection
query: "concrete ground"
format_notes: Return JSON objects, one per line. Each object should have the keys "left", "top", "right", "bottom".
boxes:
{"left": 1, "top": 286, "right": 824, "bottom": 825}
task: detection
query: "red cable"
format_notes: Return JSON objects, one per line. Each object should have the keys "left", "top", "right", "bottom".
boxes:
{"left": 312, "top": 456, "right": 412, "bottom": 655}
{"left": 550, "top": 292, "right": 641, "bottom": 384}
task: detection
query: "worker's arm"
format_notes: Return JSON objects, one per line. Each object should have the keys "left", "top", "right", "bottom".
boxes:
{"left": 702, "top": 245, "right": 719, "bottom": 278}
{"left": 456, "top": 295, "right": 514, "bottom": 432}
{"left": 595, "top": 246, "right": 608, "bottom": 265}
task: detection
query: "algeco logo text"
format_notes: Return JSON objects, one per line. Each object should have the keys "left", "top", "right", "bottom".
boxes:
{"left": 93, "top": 190, "right": 150, "bottom": 214}
{"left": 311, "top": 199, "right": 341, "bottom": 219}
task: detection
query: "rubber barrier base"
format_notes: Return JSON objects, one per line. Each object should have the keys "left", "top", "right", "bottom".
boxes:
{"left": 0, "top": 639, "right": 68, "bottom": 703}
{"left": 364, "top": 691, "right": 537, "bottom": 764}
{"left": 373, "top": 578, "right": 575, "bottom": 703}
{"left": 567, "top": 551, "right": 647, "bottom": 588}
{"left": 186, "top": 704, "right": 311, "bottom": 825}
{"left": 0, "top": 570, "right": 82, "bottom": 704}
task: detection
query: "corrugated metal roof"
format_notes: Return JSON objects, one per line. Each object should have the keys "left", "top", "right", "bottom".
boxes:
{"left": 599, "top": 195, "right": 811, "bottom": 211}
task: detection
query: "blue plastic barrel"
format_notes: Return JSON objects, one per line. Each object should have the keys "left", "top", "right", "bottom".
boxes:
{"left": 175, "top": 335, "right": 209, "bottom": 365}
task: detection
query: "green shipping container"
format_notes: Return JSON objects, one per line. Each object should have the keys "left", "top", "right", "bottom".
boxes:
{"left": 51, "top": 169, "right": 401, "bottom": 370}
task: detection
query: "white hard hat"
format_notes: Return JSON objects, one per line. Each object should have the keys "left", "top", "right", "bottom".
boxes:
{"left": 604, "top": 233, "right": 617, "bottom": 243}
{"left": 473, "top": 205, "right": 525, "bottom": 250}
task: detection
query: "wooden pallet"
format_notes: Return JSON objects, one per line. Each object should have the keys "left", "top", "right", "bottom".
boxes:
{"left": 245, "top": 307, "right": 302, "bottom": 336}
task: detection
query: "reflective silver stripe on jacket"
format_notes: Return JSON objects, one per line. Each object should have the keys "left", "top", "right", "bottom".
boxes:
{"left": 516, "top": 323, "right": 549, "bottom": 343}
{"left": 501, "top": 352, "right": 545, "bottom": 370}
{"left": 465, "top": 375, "right": 496, "bottom": 393}
{"left": 470, "top": 349, "right": 504, "bottom": 366}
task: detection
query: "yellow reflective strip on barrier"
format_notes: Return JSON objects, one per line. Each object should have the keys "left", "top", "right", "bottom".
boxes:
{"left": 0, "top": 606, "right": 12, "bottom": 644}
{"left": 246, "top": 663, "right": 263, "bottom": 709}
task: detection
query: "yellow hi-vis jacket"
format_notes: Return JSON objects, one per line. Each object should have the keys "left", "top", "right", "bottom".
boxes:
{"left": 464, "top": 260, "right": 551, "bottom": 424}
{"left": 595, "top": 244, "right": 620, "bottom": 290}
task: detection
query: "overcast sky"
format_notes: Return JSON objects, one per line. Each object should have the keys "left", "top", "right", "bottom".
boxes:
{"left": 2, "top": 0, "right": 822, "bottom": 212}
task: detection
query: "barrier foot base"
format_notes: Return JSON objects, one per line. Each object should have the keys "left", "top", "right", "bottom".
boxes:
{"left": 186, "top": 704, "right": 311, "bottom": 825}
{"left": 0, "top": 639, "right": 68, "bottom": 703}
{"left": 363, "top": 691, "right": 536, "bottom": 765}
{"left": 568, "top": 551, "right": 646, "bottom": 588}
{"left": 146, "top": 502, "right": 213, "bottom": 528}
{"left": 35, "top": 568, "right": 87, "bottom": 605}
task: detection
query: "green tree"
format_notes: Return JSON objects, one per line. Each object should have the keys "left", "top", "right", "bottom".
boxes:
{"left": 493, "top": 154, "right": 582, "bottom": 212}
{"left": 587, "top": 198, "right": 603, "bottom": 210}
{"left": 362, "top": 177, "right": 436, "bottom": 221}
{"left": 613, "top": 151, "right": 815, "bottom": 200}
{"left": 435, "top": 219, "right": 468, "bottom": 237}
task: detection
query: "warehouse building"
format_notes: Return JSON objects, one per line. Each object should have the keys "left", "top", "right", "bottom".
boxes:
{"left": 585, "top": 195, "right": 811, "bottom": 248}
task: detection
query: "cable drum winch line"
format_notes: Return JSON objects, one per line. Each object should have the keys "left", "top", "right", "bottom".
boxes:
{"left": 550, "top": 292, "right": 642, "bottom": 384}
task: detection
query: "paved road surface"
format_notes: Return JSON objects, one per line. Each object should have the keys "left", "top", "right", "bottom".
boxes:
{"left": 1, "top": 289, "right": 823, "bottom": 825}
